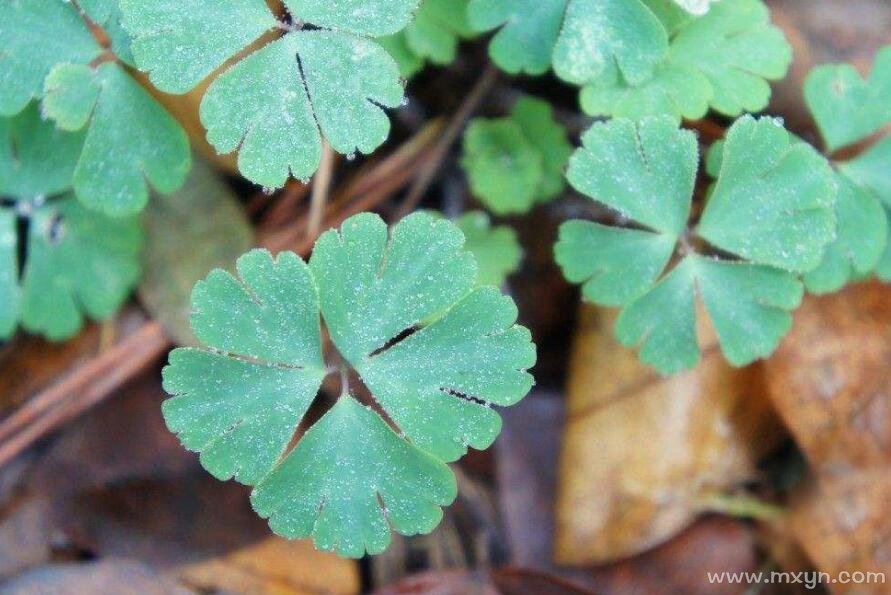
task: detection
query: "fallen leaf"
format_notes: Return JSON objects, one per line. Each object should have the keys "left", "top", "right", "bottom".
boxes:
{"left": 0, "top": 498, "right": 52, "bottom": 579}
{"left": 763, "top": 281, "right": 891, "bottom": 472}
{"left": 139, "top": 160, "right": 254, "bottom": 346}
{"left": 177, "top": 536, "right": 359, "bottom": 595}
{"left": 554, "top": 305, "right": 783, "bottom": 565}
{"left": 789, "top": 470, "right": 891, "bottom": 594}
{"left": 0, "top": 559, "right": 192, "bottom": 594}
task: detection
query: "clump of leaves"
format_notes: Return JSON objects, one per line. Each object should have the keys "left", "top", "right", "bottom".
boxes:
{"left": 120, "top": 0, "right": 420, "bottom": 190}
{"left": 0, "top": 0, "right": 191, "bottom": 216}
{"left": 468, "top": 0, "right": 790, "bottom": 122}
{"left": 379, "top": 0, "right": 477, "bottom": 79}
{"left": 162, "top": 212, "right": 536, "bottom": 557}
{"left": 461, "top": 97, "right": 571, "bottom": 215}
{"left": 0, "top": 105, "right": 141, "bottom": 340}
{"left": 555, "top": 115, "right": 836, "bottom": 374}
{"left": 800, "top": 45, "right": 891, "bottom": 291}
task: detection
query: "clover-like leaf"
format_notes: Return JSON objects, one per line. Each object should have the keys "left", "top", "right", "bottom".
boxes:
{"left": 804, "top": 45, "right": 891, "bottom": 152}
{"left": 121, "top": 0, "right": 417, "bottom": 188}
{"left": 672, "top": 0, "right": 720, "bottom": 15}
{"left": 698, "top": 116, "right": 836, "bottom": 273}
{"left": 455, "top": 211, "right": 522, "bottom": 287}
{"left": 803, "top": 174, "right": 887, "bottom": 294}
{"left": 0, "top": 106, "right": 142, "bottom": 341}
{"left": 839, "top": 136, "right": 891, "bottom": 208}
{"left": 43, "top": 63, "right": 191, "bottom": 216}
{"left": 580, "top": 0, "right": 791, "bottom": 121}
{"left": 0, "top": 104, "right": 85, "bottom": 201}
{"left": 461, "top": 97, "right": 570, "bottom": 215}
{"left": 404, "top": 0, "right": 474, "bottom": 65}
{"left": 0, "top": 0, "right": 191, "bottom": 215}
{"left": 378, "top": 34, "right": 425, "bottom": 79}
{"left": 461, "top": 119, "right": 543, "bottom": 215}
{"left": 557, "top": 116, "right": 835, "bottom": 373}
{"left": 0, "top": 0, "right": 101, "bottom": 117}
{"left": 162, "top": 212, "right": 535, "bottom": 556}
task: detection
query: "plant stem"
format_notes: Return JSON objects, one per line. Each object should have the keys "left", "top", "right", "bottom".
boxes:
{"left": 307, "top": 142, "right": 335, "bottom": 241}
{"left": 698, "top": 491, "right": 786, "bottom": 523}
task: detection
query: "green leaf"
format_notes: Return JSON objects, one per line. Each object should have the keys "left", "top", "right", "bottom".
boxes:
{"left": 839, "top": 136, "right": 891, "bottom": 207}
{"left": 580, "top": 0, "right": 791, "bottom": 120}
{"left": 0, "top": 210, "right": 17, "bottom": 338}
{"left": 614, "top": 257, "right": 699, "bottom": 374}
{"left": 404, "top": 0, "right": 474, "bottom": 65}
{"left": 878, "top": 208, "right": 891, "bottom": 282}
{"left": 251, "top": 396, "right": 456, "bottom": 558}
{"left": 121, "top": 0, "right": 416, "bottom": 187}
{"left": 579, "top": 61, "right": 711, "bottom": 121}
{"left": 377, "top": 33, "right": 425, "bottom": 79}
{"left": 0, "top": 104, "right": 85, "bottom": 201}
{"left": 698, "top": 116, "right": 836, "bottom": 273}
{"left": 509, "top": 98, "right": 573, "bottom": 200}
{"left": 78, "top": 0, "right": 136, "bottom": 65}
{"left": 555, "top": 221, "right": 675, "bottom": 306}
{"left": 467, "top": 0, "right": 567, "bottom": 75}
{"left": 552, "top": 0, "right": 668, "bottom": 87}
{"left": 558, "top": 116, "right": 836, "bottom": 374}
{"left": 566, "top": 117, "right": 698, "bottom": 236}
{"left": 672, "top": 0, "right": 719, "bottom": 15}
{"left": 163, "top": 249, "right": 326, "bottom": 485}
{"left": 0, "top": 0, "right": 101, "bottom": 116}
{"left": 460, "top": 119, "right": 544, "bottom": 215}
{"left": 139, "top": 160, "right": 255, "bottom": 346}
{"left": 163, "top": 212, "right": 535, "bottom": 556}
{"left": 615, "top": 255, "right": 802, "bottom": 373}
{"left": 455, "top": 211, "right": 522, "bottom": 287}
{"left": 18, "top": 196, "right": 142, "bottom": 340}
{"left": 803, "top": 173, "right": 888, "bottom": 294}
{"left": 42, "top": 62, "right": 191, "bottom": 216}
{"left": 803, "top": 46, "right": 891, "bottom": 152}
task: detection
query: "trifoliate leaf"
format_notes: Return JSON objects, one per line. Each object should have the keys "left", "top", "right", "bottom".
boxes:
{"left": 566, "top": 117, "right": 698, "bottom": 236}
{"left": 580, "top": 0, "right": 791, "bottom": 121}
{"left": 509, "top": 98, "right": 573, "bottom": 200}
{"left": 461, "top": 97, "right": 571, "bottom": 214}
{"left": 803, "top": 46, "right": 891, "bottom": 153}
{"left": 558, "top": 116, "right": 835, "bottom": 373}
{"left": 404, "top": 0, "right": 474, "bottom": 65}
{"left": 552, "top": 0, "right": 668, "bottom": 87}
{"left": 251, "top": 396, "right": 456, "bottom": 558}
{"left": 461, "top": 119, "right": 544, "bottom": 215}
{"left": 0, "top": 104, "right": 85, "bottom": 201}
{"left": 17, "top": 197, "right": 142, "bottom": 340}
{"left": 163, "top": 212, "right": 535, "bottom": 556}
{"left": 555, "top": 221, "right": 675, "bottom": 306}
{"left": 455, "top": 211, "right": 522, "bottom": 287}
{"left": 0, "top": 0, "right": 101, "bottom": 116}
{"left": 42, "top": 62, "right": 191, "bottom": 217}
{"left": 121, "top": 0, "right": 416, "bottom": 188}
{"left": 698, "top": 116, "right": 836, "bottom": 273}
{"left": 803, "top": 174, "right": 887, "bottom": 294}
{"left": 466, "top": 0, "right": 566, "bottom": 75}
{"left": 839, "top": 136, "right": 891, "bottom": 207}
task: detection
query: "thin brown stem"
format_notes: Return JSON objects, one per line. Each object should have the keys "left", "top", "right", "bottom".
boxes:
{"left": 307, "top": 142, "right": 335, "bottom": 241}
{"left": 395, "top": 64, "right": 499, "bottom": 219}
